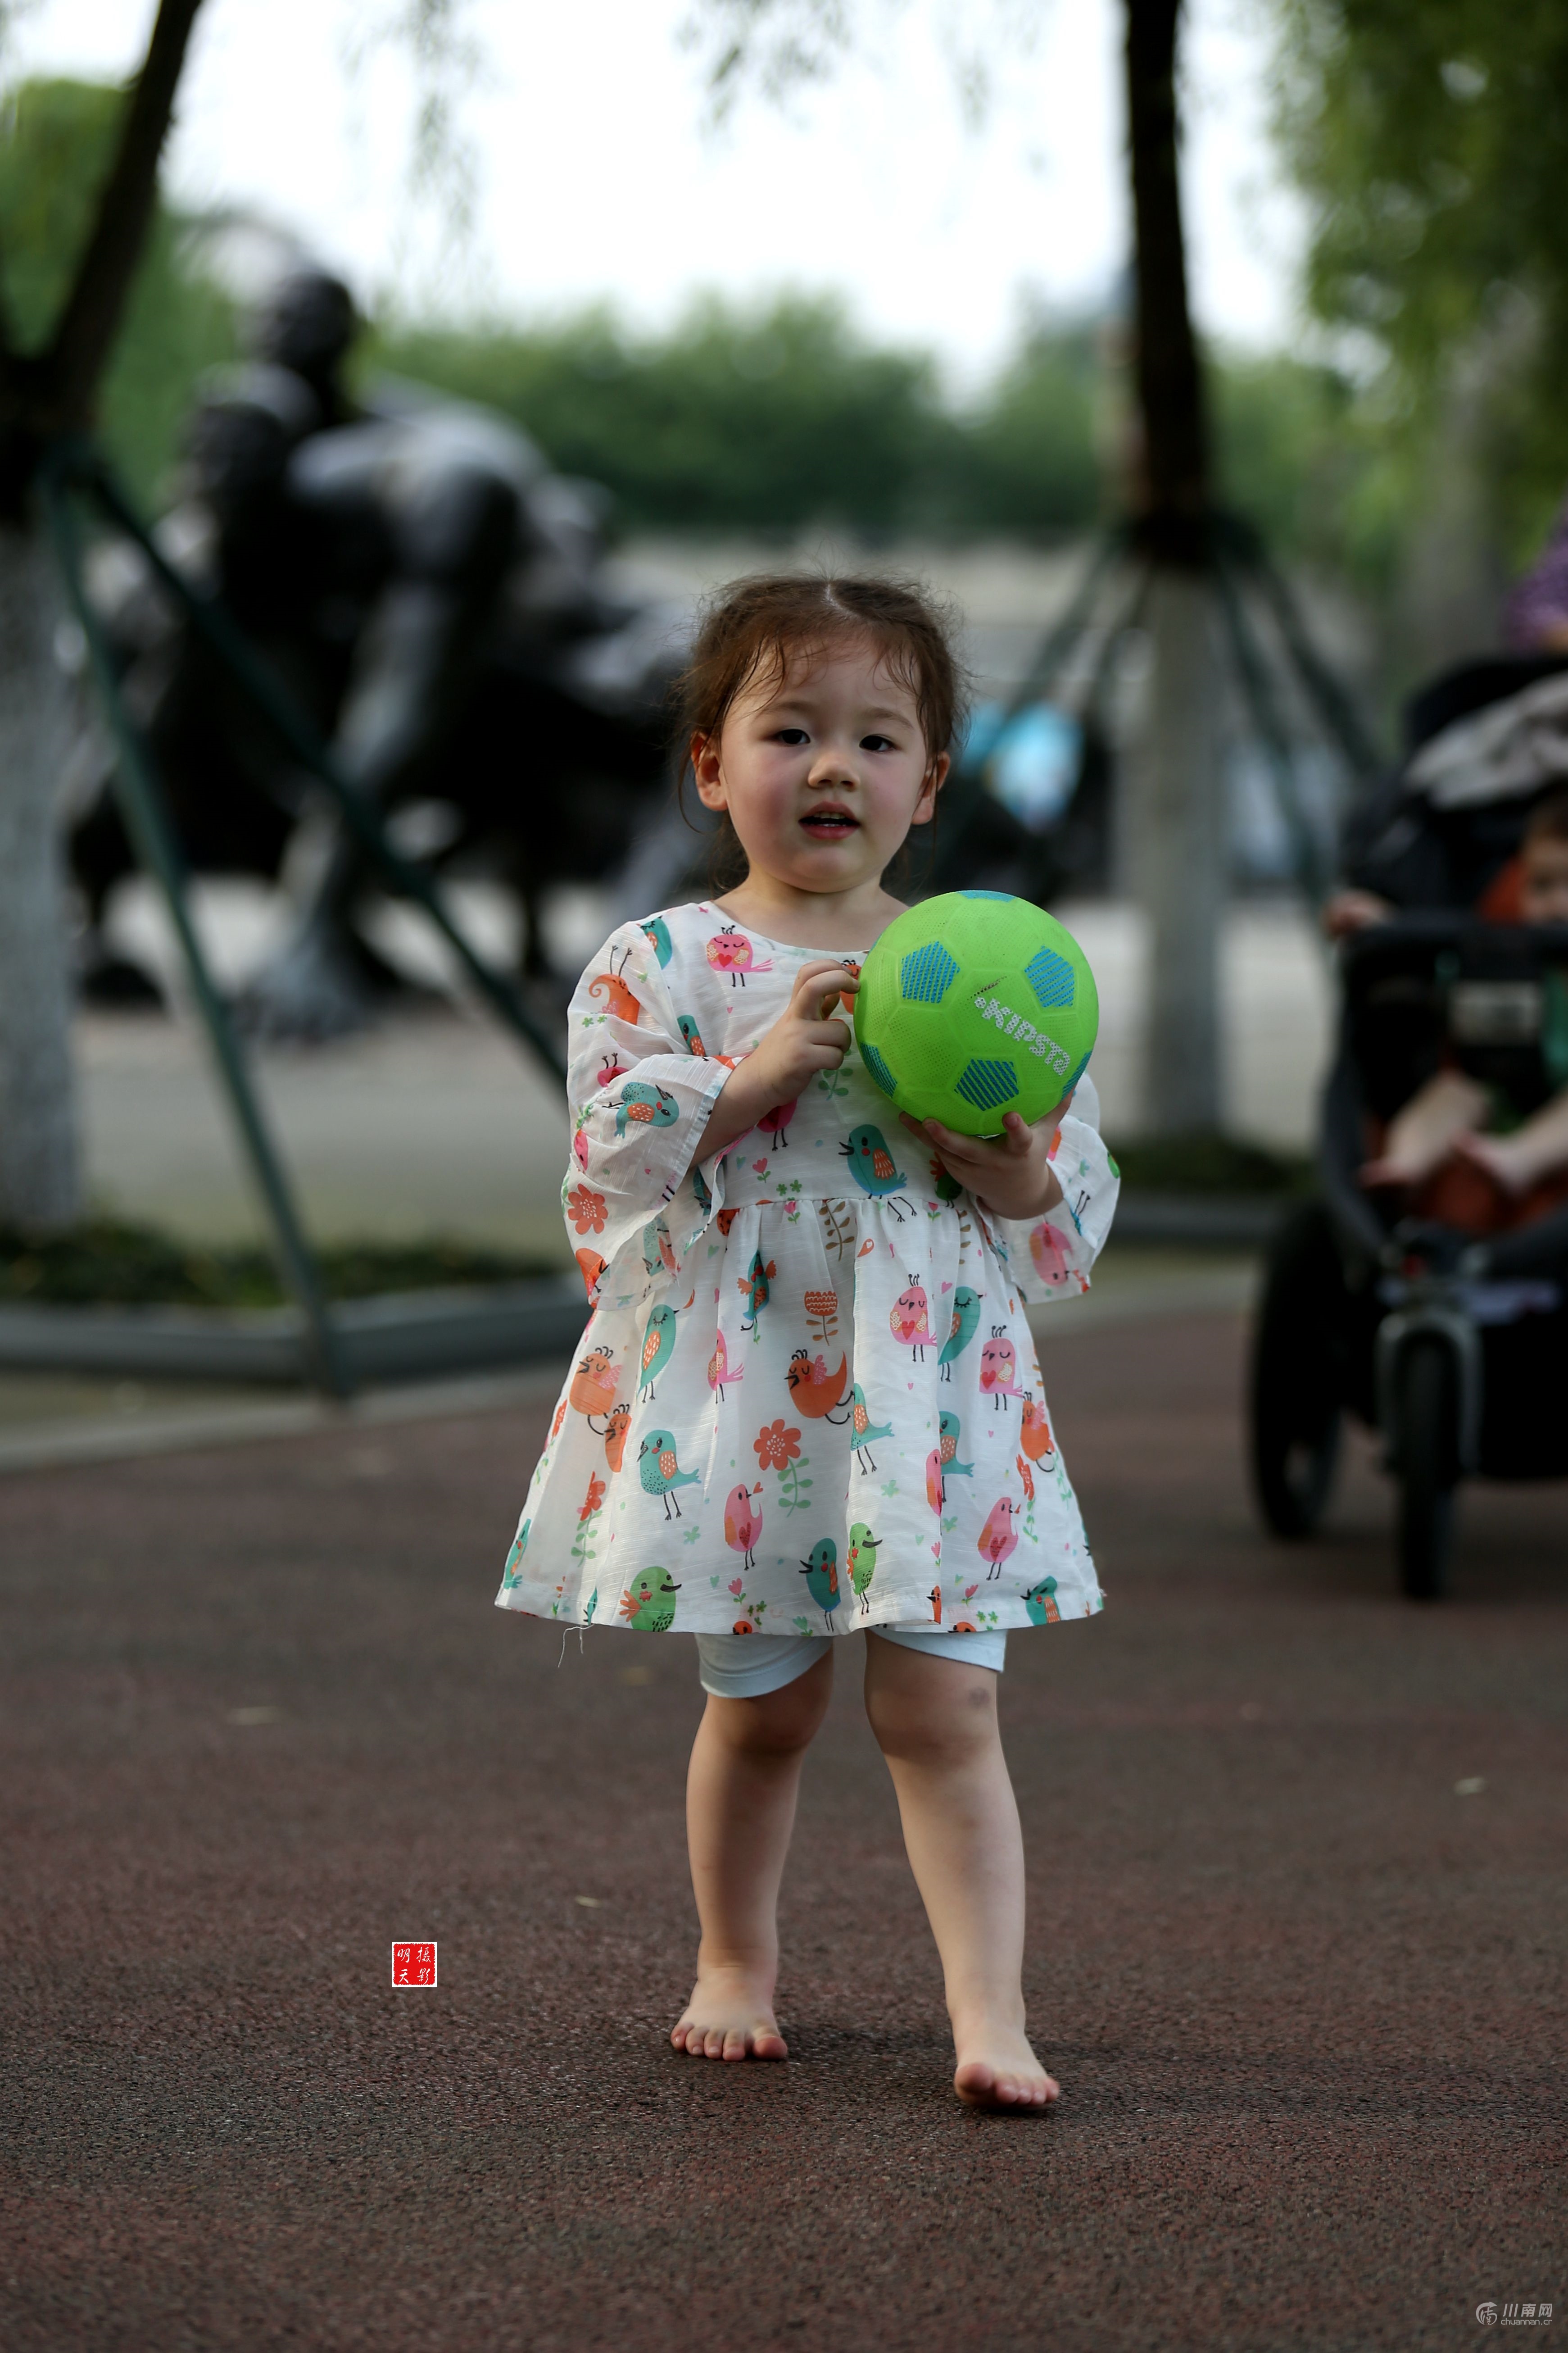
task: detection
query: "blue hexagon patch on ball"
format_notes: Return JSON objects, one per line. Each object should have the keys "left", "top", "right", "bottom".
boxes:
{"left": 955, "top": 1058, "right": 1019, "bottom": 1111}
{"left": 900, "top": 942, "right": 960, "bottom": 1004}
{"left": 860, "top": 1040, "right": 898, "bottom": 1096}
{"left": 1024, "top": 945, "right": 1075, "bottom": 1011}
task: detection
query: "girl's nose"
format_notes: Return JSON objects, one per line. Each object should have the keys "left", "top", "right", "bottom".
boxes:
{"left": 808, "top": 745, "right": 859, "bottom": 788}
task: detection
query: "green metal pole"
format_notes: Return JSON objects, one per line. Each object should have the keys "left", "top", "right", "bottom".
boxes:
{"left": 44, "top": 468, "right": 351, "bottom": 1398}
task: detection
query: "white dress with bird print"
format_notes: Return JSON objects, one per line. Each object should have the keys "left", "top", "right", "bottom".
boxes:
{"left": 497, "top": 901, "right": 1119, "bottom": 1641}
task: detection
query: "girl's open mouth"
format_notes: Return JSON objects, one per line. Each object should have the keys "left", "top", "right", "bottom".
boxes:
{"left": 800, "top": 807, "right": 859, "bottom": 840}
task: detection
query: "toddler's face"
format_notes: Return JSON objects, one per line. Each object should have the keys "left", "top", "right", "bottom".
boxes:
{"left": 693, "top": 635, "right": 945, "bottom": 902}
{"left": 1520, "top": 836, "right": 1568, "bottom": 923}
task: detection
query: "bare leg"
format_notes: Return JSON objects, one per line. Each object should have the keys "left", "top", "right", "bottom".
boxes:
{"left": 671, "top": 1650, "right": 834, "bottom": 2062}
{"left": 1458, "top": 1085, "right": 1568, "bottom": 1193}
{"left": 1360, "top": 1071, "right": 1489, "bottom": 1189}
{"left": 864, "top": 1634, "right": 1057, "bottom": 2111}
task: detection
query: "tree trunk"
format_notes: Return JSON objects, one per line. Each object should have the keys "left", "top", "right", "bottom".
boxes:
{"left": 0, "top": 522, "right": 82, "bottom": 1231}
{"left": 1127, "top": 569, "right": 1224, "bottom": 1132}
{"left": 1122, "top": 0, "right": 1224, "bottom": 1136}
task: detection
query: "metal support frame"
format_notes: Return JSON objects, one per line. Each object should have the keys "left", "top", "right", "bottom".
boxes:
{"left": 45, "top": 467, "right": 350, "bottom": 1396}
{"left": 41, "top": 437, "right": 585, "bottom": 1395}
{"left": 946, "top": 509, "right": 1385, "bottom": 912}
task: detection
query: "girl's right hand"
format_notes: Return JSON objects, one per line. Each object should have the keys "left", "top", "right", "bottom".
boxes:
{"left": 698, "top": 960, "right": 860, "bottom": 1161}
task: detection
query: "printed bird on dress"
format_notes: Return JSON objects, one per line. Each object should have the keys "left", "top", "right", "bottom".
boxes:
{"left": 1028, "top": 1220, "right": 1075, "bottom": 1292}
{"left": 691, "top": 1163, "right": 712, "bottom": 1216}
{"left": 1019, "top": 1393, "right": 1057, "bottom": 1466}
{"left": 639, "top": 1428, "right": 702, "bottom": 1519}
{"left": 850, "top": 1385, "right": 893, "bottom": 1473}
{"left": 927, "top": 1584, "right": 943, "bottom": 1625}
{"left": 638, "top": 1290, "right": 694, "bottom": 1399}
{"left": 574, "top": 1247, "right": 608, "bottom": 1305}
{"left": 707, "top": 1329, "right": 743, "bottom": 1401}
{"left": 642, "top": 915, "right": 674, "bottom": 967}
{"left": 724, "top": 1482, "right": 764, "bottom": 1571}
{"left": 979, "top": 1327, "right": 1026, "bottom": 1411}
{"left": 925, "top": 1448, "right": 946, "bottom": 1515}
{"left": 977, "top": 1495, "right": 1022, "bottom": 1578}
{"left": 738, "top": 1251, "right": 776, "bottom": 1335}
{"left": 601, "top": 1403, "right": 631, "bottom": 1474}
{"left": 847, "top": 1523, "right": 880, "bottom": 1614}
{"left": 615, "top": 1081, "right": 679, "bottom": 1139}
{"left": 640, "top": 1215, "right": 679, "bottom": 1279}
{"left": 569, "top": 1344, "right": 618, "bottom": 1417}
{"left": 798, "top": 1538, "right": 842, "bottom": 1631}
{"left": 840, "top": 1125, "right": 910, "bottom": 1216}
{"left": 938, "top": 1286, "right": 983, "bottom": 1382}
{"left": 889, "top": 1276, "right": 932, "bottom": 1359}
{"left": 757, "top": 1098, "right": 797, "bottom": 1150}
{"left": 938, "top": 1410, "right": 974, "bottom": 1477}
{"left": 676, "top": 1013, "right": 706, "bottom": 1056}
{"left": 1021, "top": 1576, "right": 1061, "bottom": 1625}
{"left": 705, "top": 924, "right": 774, "bottom": 985}
{"left": 619, "top": 1567, "right": 681, "bottom": 1630}
{"left": 785, "top": 1348, "right": 849, "bottom": 1419}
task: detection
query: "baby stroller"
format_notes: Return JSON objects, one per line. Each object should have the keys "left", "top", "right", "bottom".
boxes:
{"left": 1251, "top": 653, "right": 1568, "bottom": 1597}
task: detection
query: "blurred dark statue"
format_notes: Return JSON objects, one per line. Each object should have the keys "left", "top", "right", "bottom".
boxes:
{"left": 68, "top": 267, "right": 688, "bottom": 1035}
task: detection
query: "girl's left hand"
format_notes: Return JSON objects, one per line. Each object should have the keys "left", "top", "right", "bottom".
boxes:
{"left": 899, "top": 1099, "right": 1072, "bottom": 1222}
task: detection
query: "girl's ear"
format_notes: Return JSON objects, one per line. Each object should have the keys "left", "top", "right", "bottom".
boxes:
{"left": 692, "top": 731, "right": 727, "bottom": 810}
{"left": 913, "top": 750, "right": 949, "bottom": 827}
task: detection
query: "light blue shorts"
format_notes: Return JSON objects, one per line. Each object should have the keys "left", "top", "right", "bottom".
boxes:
{"left": 695, "top": 1625, "right": 1007, "bottom": 1699}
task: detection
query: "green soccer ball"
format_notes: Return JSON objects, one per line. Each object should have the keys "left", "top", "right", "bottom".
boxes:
{"left": 853, "top": 892, "right": 1099, "bottom": 1136}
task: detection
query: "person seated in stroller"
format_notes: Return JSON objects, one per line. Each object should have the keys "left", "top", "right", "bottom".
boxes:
{"left": 1356, "top": 787, "right": 1568, "bottom": 1215}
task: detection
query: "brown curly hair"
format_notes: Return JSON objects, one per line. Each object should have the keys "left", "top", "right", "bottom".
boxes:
{"left": 672, "top": 572, "right": 966, "bottom": 890}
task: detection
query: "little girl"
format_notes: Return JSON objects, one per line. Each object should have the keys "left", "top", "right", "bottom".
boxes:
{"left": 498, "top": 574, "right": 1118, "bottom": 2110}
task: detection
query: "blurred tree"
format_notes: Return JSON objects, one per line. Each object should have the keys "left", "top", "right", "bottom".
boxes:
{"left": 0, "top": 0, "right": 203, "bottom": 1232}
{"left": 0, "top": 78, "right": 236, "bottom": 509}
{"left": 1275, "top": 0, "right": 1568, "bottom": 577}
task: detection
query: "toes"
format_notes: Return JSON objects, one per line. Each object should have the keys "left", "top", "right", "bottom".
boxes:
{"left": 722, "top": 2027, "right": 750, "bottom": 2062}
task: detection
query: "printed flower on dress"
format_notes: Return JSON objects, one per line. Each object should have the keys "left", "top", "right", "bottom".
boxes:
{"left": 566, "top": 1185, "right": 607, "bottom": 1235}
{"left": 754, "top": 1419, "right": 802, "bottom": 1471}
{"left": 578, "top": 1474, "right": 607, "bottom": 1523}
{"left": 804, "top": 1286, "right": 838, "bottom": 1342}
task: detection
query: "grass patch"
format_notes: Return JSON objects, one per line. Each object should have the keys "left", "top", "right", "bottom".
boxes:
{"left": 0, "top": 1221, "right": 559, "bottom": 1309}
{"left": 1106, "top": 1134, "right": 1315, "bottom": 1196}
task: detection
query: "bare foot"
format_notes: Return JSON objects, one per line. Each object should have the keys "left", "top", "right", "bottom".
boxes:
{"left": 671, "top": 1963, "right": 788, "bottom": 2062}
{"left": 952, "top": 2021, "right": 1059, "bottom": 2112}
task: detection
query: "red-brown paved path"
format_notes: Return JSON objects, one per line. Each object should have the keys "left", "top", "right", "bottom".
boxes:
{"left": 4, "top": 1313, "right": 1564, "bottom": 2352}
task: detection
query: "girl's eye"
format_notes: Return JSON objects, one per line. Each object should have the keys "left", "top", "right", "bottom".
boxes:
{"left": 861, "top": 734, "right": 897, "bottom": 753}
{"left": 772, "top": 727, "right": 810, "bottom": 746}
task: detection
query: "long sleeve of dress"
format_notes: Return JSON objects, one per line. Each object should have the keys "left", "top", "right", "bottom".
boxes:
{"left": 562, "top": 921, "right": 734, "bottom": 1310}
{"left": 986, "top": 1072, "right": 1120, "bottom": 1303}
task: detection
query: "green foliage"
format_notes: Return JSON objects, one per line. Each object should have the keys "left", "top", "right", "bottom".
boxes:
{"left": 376, "top": 297, "right": 1106, "bottom": 540}
{"left": 0, "top": 1220, "right": 557, "bottom": 1308}
{"left": 1274, "top": 0, "right": 1568, "bottom": 566}
{"left": 0, "top": 77, "right": 236, "bottom": 505}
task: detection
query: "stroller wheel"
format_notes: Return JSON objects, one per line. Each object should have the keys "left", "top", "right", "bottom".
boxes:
{"left": 1394, "top": 1335, "right": 1459, "bottom": 1600}
{"left": 1250, "top": 1202, "right": 1345, "bottom": 1539}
